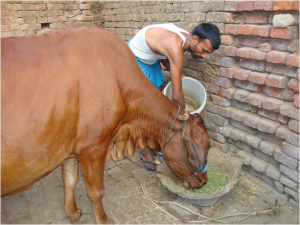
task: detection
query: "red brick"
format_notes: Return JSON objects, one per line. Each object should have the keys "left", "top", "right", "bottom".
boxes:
{"left": 1, "top": 25, "right": 11, "bottom": 32}
{"left": 218, "top": 106, "right": 233, "bottom": 118}
{"left": 254, "top": 1, "right": 274, "bottom": 10}
{"left": 262, "top": 85, "right": 295, "bottom": 101}
{"left": 220, "top": 35, "right": 236, "bottom": 45}
{"left": 236, "top": 47, "right": 250, "bottom": 58}
{"left": 220, "top": 67, "right": 235, "bottom": 78}
{"left": 280, "top": 102, "right": 299, "bottom": 120}
{"left": 207, "top": 112, "right": 230, "bottom": 126}
{"left": 262, "top": 97, "right": 285, "bottom": 112}
{"left": 260, "top": 140, "right": 280, "bottom": 156}
{"left": 288, "top": 119, "right": 299, "bottom": 134}
{"left": 238, "top": 1, "right": 255, "bottom": 11}
{"left": 269, "top": 39, "right": 299, "bottom": 53}
{"left": 214, "top": 77, "right": 234, "bottom": 88}
{"left": 282, "top": 141, "right": 299, "bottom": 159}
{"left": 288, "top": 78, "right": 299, "bottom": 93}
{"left": 234, "top": 80, "right": 262, "bottom": 92}
{"left": 248, "top": 72, "right": 269, "bottom": 85}
{"left": 270, "top": 26, "right": 299, "bottom": 40}
{"left": 294, "top": 94, "right": 299, "bottom": 108}
{"left": 184, "top": 68, "right": 204, "bottom": 80}
{"left": 224, "top": 1, "right": 239, "bottom": 11}
{"left": 245, "top": 134, "right": 263, "bottom": 149}
{"left": 291, "top": 12, "right": 299, "bottom": 25}
{"left": 221, "top": 57, "right": 238, "bottom": 68}
{"left": 286, "top": 53, "right": 299, "bottom": 67}
{"left": 206, "top": 83, "right": 219, "bottom": 94}
{"left": 280, "top": 164, "right": 299, "bottom": 183}
{"left": 293, "top": 0, "right": 299, "bottom": 10}
{"left": 238, "top": 36, "right": 268, "bottom": 48}
{"left": 230, "top": 128, "right": 248, "bottom": 142}
{"left": 205, "top": 101, "right": 219, "bottom": 114}
{"left": 233, "top": 69, "right": 251, "bottom": 80}
{"left": 266, "top": 50, "right": 290, "bottom": 64}
{"left": 250, "top": 49, "right": 267, "bottom": 61}
{"left": 259, "top": 43, "right": 272, "bottom": 52}
{"left": 236, "top": 47, "right": 266, "bottom": 60}
{"left": 240, "top": 59, "right": 266, "bottom": 72}
{"left": 258, "top": 108, "right": 290, "bottom": 124}
{"left": 219, "top": 45, "right": 238, "bottom": 57}
{"left": 1, "top": 17, "right": 12, "bottom": 25}
{"left": 276, "top": 125, "right": 299, "bottom": 146}
{"left": 80, "top": 3, "right": 91, "bottom": 10}
{"left": 231, "top": 108, "right": 249, "bottom": 122}
{"left": 257, "top": 118, "right": 281, "bottom": 134}
{"left": 247, "top": 93, "right": 268, "bottom": 107}
{"left": 244, "top": 113, "right": 261, "bottom": 128}
{"left": 252, "top": 25, "right": 272, "bottom": 37}
{"left": 246, "top": 12, "right": 268, "bottom": 24}
{"left": 219, "top": 124, "right": 235, "bottom": 137}
{"left": 211, "top": 94, "right": 231, "bottom": 107}
{"left": 233, "top": 89, "right": 252, "bottom": 102}
{"left": 266, "top": 63, "right": 298, "bottom": 78}
{"left": 265, "top": 74, "right": 289, "bottom": 88}
{"left": 219, "top": 87, "right": 237, "bottom": 99}
{"left": 232, "top": 99, "right": 258, "bottom": 113}
{"left": 35, "top": 4, "right": 47, "bottom": 11}
{"left": 273, "top": 1, "right": 293, "bottom": 10}
{"left": 1, "top": 11, "right": 18, "bottom": 17}
{"left": 224, "top": 24, "right": 238, "bottom": 35}
{"left": 237, "top": 25, "right": 255, "bottom": 35}
{"left": 208, "top": 130, "right": 227, "bottom": 143}
{"left": 297, "top": 69, "right": 300, "bottom": 81}
{"left": 82, "top": 10, "right": 93, "bottom": 16}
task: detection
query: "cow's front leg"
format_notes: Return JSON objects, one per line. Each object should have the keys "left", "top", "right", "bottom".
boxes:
{"left": 79, "top": 155, "right": 113, "bottom": 224}
{"left": 62, "top": 157, "right": 82, "bottom": 223}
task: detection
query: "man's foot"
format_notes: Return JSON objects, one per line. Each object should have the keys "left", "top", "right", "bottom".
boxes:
{"left": 139, "top": 156, "right": 156, "bottom": 171}
{"left": 140, "top": 147, "right": 156, "bottom": 171}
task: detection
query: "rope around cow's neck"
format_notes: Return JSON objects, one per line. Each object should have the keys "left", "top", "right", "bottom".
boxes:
{"left": 160, "top": 106, "right": 188, "bottom": 154}
{"left": 141, "top": 172, "right": 281, "bottom": 224}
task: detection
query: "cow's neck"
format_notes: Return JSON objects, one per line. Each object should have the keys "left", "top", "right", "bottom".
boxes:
{"left": 124, "top": 85, "right": 186, "bottom": 150}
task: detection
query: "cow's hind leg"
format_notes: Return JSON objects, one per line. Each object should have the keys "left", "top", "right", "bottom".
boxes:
{"left": 62, "top": 158, "right": 82, "bottom": 223}
{"left": 79, "top": 155, "right": 113, "bottom": 224}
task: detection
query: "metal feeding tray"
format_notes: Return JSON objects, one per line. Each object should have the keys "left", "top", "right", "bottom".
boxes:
{"left": 156, "top": 148, "right": 244, "bottom": 206}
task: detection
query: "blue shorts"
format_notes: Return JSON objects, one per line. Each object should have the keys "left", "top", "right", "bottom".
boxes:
{"left": 128, "top": 41, "right": 165, "bottom": 89}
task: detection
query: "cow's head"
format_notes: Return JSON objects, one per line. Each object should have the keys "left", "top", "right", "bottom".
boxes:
{"left": 163, "top": 113, "right": 210, "bottom": 189}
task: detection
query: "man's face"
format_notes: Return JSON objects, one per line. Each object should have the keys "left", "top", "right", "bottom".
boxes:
{"left": 189, "top": 37, "right": 214, "bottom": 59}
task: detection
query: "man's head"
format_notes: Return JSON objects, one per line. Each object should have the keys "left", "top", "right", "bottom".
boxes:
{"left": 189, "top": 23, "right": 220, "bottom": 59}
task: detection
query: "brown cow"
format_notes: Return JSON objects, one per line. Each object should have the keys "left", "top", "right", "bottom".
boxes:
{"left": 1, "top": 27, "right": 210, "bottom": 224}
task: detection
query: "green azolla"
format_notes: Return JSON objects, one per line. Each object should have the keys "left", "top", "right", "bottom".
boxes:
{"left": 179, "top": 168, "right": 232, "bottom": 195}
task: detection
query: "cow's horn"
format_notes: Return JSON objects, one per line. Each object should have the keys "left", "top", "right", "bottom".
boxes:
{"left": 178, "top": 112, "right": 189, "bottom": 121}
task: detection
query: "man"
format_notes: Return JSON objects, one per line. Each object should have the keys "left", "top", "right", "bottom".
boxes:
{"left": 128, "top": 23, "right": 220, "bottom": 171}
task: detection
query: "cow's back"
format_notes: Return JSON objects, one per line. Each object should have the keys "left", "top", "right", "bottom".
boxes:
{"left": 1, "top": 27, "right": 135, "bottom": 195}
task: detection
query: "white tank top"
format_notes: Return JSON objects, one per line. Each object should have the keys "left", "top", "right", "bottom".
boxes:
{"left": 129, "top": 23, "right": 189, "bottom": 65}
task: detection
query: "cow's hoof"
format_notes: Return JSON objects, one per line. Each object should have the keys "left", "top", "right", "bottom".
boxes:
{"left": 70, "top": 209, "right": 82, "bottom": 223}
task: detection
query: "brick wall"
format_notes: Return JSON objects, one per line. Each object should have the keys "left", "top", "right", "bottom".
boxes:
{"left": 103, "top": 1, "right": 300, "bottom": 206}
{"left": 1, "top": 1, "right": 104, "bottom": 37}
{"left": 2, "top": 0, "right": 299, "bottom": 207}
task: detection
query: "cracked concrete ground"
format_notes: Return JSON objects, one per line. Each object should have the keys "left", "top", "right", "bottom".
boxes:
{"left": 1, "top": 148, "right": 299, "bottom": 224}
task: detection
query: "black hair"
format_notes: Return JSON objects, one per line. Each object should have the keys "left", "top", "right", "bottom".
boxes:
{"left": 192, "top": 23, "right": 221, "bottom": 49}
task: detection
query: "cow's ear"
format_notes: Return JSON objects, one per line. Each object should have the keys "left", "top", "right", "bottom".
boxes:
{"left": 184, "top": 133, "right": 207, "bottom": 173}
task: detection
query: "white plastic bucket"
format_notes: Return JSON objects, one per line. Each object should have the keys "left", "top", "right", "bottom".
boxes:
{"left": 162, "top": 77, "right": 207, "bottom": 114}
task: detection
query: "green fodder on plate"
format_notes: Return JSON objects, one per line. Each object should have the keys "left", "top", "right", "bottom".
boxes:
{"left": 178, "top": 168, "right": 232, "bottom": 195}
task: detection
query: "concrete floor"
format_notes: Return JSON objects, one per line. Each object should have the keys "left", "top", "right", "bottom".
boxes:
{"left": 1, "top": 148, "right": 299, "bottom": 224}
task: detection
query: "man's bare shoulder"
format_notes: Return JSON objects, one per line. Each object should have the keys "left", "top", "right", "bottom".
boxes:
{"left": 145, "top": 27, "right": 184, "bottom": 55}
